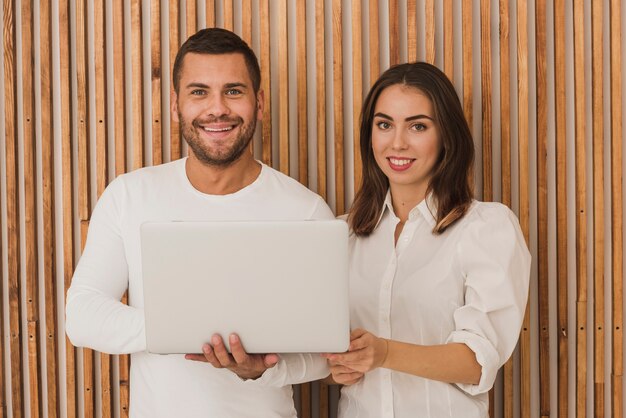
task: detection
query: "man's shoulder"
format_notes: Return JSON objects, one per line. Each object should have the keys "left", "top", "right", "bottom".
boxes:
{"left": 261, "top": 164, "right": 320, "bottom": 197}
{"left": 114, "top": 159, "right": 183, "bottom": 187}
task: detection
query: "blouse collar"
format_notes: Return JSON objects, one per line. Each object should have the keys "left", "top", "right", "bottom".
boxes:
{"left": 375, "top": 190, "right": 438, "bottom": 230}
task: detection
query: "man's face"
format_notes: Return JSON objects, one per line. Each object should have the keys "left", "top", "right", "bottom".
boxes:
{"left": 172, "top": 52, "right": 263, "bottom": 166}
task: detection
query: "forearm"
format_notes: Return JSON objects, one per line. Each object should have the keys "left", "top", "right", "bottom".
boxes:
{"left": 383, "top": 341, "right": 481, "bottom": 385}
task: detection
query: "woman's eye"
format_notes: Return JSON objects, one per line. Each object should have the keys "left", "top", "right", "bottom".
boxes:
{"left": 411, "top": 123, "right": 426, "bottom": 132}
{"left": 376, "top": 121, "right": 391, "bottom": 130}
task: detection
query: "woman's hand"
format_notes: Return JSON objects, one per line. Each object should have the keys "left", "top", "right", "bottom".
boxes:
{"left": 323, "top": 329, "right": 388, "bottom": 374}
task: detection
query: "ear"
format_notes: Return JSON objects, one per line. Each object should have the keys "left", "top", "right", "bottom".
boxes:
{"left": 171, "top": 89, "right": 180, "bottom": 122}
{"left": 256, "top": 90, "right": 265, "bottom": 121}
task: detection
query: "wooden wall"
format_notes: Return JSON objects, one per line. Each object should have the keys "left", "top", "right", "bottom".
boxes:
{"left": 0, "top": 1, "right": 624, "bottom": 417}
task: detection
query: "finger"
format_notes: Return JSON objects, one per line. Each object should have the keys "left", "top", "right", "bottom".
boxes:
{"left": 184, "top": 353, "right": 208, "bottom": 363}
{"left": 263, "top": 353, "right": 279, "bottom": 368}
{"left": 200, "top": 343, "right": 223, "bottom": 368}
{"left": 330, "top": 364, "right": 359, "bottom": 374}
{"left": 350, "top": 328, "right": 367, "bottom": 340}
{"left": 211, "top": 334, "right": 234, "bottom": 366}
{"left": 348, "top": 335, "right": 369, "bottom": 352}
{"left": 228, "top": 334, "right": 250, "bottom": 364}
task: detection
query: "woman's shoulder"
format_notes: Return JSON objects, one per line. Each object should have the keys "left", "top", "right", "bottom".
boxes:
{"left": 464, "top": 200, "right": 519, "bottom": 224}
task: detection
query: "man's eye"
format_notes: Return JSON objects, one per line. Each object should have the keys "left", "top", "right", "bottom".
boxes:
{"left": 225, "top": 89, "right": 242, "bottom": 96}
{"left": 191, "top": 89, "right": 205, "bottom": 96}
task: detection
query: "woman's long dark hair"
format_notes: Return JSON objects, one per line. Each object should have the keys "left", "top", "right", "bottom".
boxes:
{"left": 348, "top": 62, "right": 474, "bottom": 236}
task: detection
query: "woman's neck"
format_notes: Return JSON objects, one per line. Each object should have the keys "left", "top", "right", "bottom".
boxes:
{"left": 389, "top": 184, "right": 426, "bottom": 222}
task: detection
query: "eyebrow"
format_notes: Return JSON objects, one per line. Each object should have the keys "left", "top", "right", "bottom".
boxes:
{"left": 374, "top": 112, "right": 433, "bottom": 122}
{"left": 184, "top": 82, "right": 248, "bottom": 90}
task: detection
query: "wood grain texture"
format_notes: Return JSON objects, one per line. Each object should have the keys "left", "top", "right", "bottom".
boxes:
{"left": 535, "top": 1, "right": 550, "bottom": 416}
{"left": 206, "top": 0, "right": 215, "bottom": 27}
{"left": 241, "top": 0, "right": 252, "bottom": 46}
{"left": 152, "top": 0, "right": 163, "bottom": 165}
{"left": 260, "top": 0, "right": 272, "bottom": 165}
{"left": 352, "top": 0, "right": 362, "bottom": 192}
{"left": 21, "top": 1, "right": 42, "bottom": 415}
{"left": 132, "top": 0, "right": 145, "bottom": 170}
{"left": 499, "top": 0, "right": 511, "bottom": 208}
{"left": 573, "top": 1, "right": 587, "bottom": 416}
{"left": 223, "top": 0, "right": 233, "bottom": 31}
{"left": 425, "top": 0, "right": 435, "bottom": 64}
{"left": 610, "top": 1, "right": 624, "bottom": 417}
{"left": 388, "top": 0, "right": 399, "bottom": 66}
{"left": 79, "top": 222, "right": 93, "bottom": 418}
{"left": 59, "top": 0, "right": 77, "bottom": 415}
{"left": 187, "top": 0, "right": 197, "bottom": 37}
{"left": 369, "top": 0, "right": 379, "bottom": 85}
{"left": 95, "top": 0, "right": 108, "bottom": 194}
{"left": 297, "top": 0, "right": 308, "bottom": 185}
{"left": 300, "top": 383, "right": 311, "bottom": 418}
{"left": 407, "top": 0, "right": 416, "bottom": 62}
{"left": 517, "top": 2, "right": 530, "bottom": 418}
{"left": 5, "top": 2, "right": 24, "bottom": 415}
{"left": 40, "top": 1, "right": 59, "bottom": 415}
{"left": 333, "top": 0, "right": 344, "bottom": 214}
{"left": 170, "top": 0, "right": 181, "bottom": 160}
{"left": 443, "top": 0, "right": 453, "bottom": 79}
{"left": 316, "top": 0, "right": 327, "bottom": 200}
{"left": 462, "top": 0, "right": 472, "bottom": 130}
{"left": 553, "top": 2, "right": 568, "bottom": 417}
{"left": 319, "top": 382, "right": 329, "bottom": 418}
{"left": 114, "top": 0, "right": 127, "bottom": 175}
{"left": 480, "top": 0, "right": 492, "bottom": 202}
{"left": 591, "top": 2, "right": 605, "bottom": 417}
{"left": 278, "top": 0, "right": 289, "bottom": 174}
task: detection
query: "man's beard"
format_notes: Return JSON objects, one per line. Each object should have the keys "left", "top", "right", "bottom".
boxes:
{"left": 180, "top": 113, "right": 257, "bottom": 167}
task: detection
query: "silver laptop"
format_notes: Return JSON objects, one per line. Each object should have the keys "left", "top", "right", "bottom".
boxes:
{"left": 140, "top": 220, "right": 350, "bottom": 354}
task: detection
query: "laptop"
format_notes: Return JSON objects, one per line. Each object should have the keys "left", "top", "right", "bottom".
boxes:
{"left": 140, "top": 220, "right": 350, "bottom": 354}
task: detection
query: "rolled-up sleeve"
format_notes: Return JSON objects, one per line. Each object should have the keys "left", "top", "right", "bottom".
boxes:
{"left": 65, "top": 178, "right": 147, "bottom": 354}
{"left": 253, "top": 353, "right": 330, "bottom": 387}
{"left": 447, "top": 204, "right": 531, "bottom": 395}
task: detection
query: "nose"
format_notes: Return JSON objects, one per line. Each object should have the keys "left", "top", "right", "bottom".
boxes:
{"left": 390, "top": 131, "right": 409, "bottom": 151}
{"left": 204, "top": 93, "right": 230, "bottom": 118}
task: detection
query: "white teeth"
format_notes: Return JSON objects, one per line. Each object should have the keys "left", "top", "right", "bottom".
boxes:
{"left": 203, "top": 126, "right": 233, "bottom": 132}
{"left": 389, "top": 158, "right": 412, "bottom": 166}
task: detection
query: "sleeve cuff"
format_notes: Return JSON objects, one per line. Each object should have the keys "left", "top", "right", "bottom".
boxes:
{"left": 252, "top": 354, "right": 330, "bottom": 387}
{"left": 447, "top": 330, "right": 500, "bottom": 395}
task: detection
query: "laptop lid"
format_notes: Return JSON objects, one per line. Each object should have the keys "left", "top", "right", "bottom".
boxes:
{"left": 140, "top": 220, "right": 350, "bottom": 354}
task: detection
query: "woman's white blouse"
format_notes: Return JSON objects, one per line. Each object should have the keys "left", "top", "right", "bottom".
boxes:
{"left": 338, "top": 193, "right": 531, "bottom": 418}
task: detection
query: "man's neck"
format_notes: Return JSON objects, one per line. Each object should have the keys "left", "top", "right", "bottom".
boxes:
{"left": 185, "top": 152, "right": 261, "bottom": 195}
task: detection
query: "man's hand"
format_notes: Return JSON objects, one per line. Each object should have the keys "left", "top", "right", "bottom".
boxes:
{"left": 327, "top": 362, "right": 364, "bottom": 385}
{"left": 185, "top": 333, "right": 279, "bottom": 380}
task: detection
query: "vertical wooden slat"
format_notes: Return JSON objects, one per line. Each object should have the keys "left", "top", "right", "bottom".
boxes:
{"left": 316, "top": 0, "right": 327, "bottom": 200}
{"left": 553, "top": 1, "right": 568, "bottom": 416}
{"left": 296, "top": 0, "right": 308, "bottom": 185}
{"left": 300, "top": 383, "right": 311, "bottom": 418}
{"left": 170, "top": 0, "right": 181, "bottom": 160}
{"left": 333, "top": 0, "right": 344, "bottom": 214}
{"left": 517, "top": 1, "right": 530, "bottom": 418}
{"left": 152, "top": 0, "right": 163, "bottom": 165}
{"left": 4, "top": 1, "right": 24, "bottom": 416}
{"left": 425, "top": 0, "right": 435, "bottom": 64}
{"left": 22, "top": 0, "right": 42, "bottom": 416}
{"left": 223, "top": 0, "right": 233, "bottom": 31}
{"left": 114, "top": 0, "right": 126, "bottom": 175}
{"left": 259, "top": 0, "right": 272, "bottom": 165}
{"left": 369, "top": 0, "right": 379, "bottom": 84}
{"left": 241, "top": 0, "right": 252, "bottom": 46}
{"left": 78, "top": 222, "right": 93, "bottom": 418}
{"left": 206, "top": 0, "right": 215, "bottom": 28}
{"left": 187, "top": 0, "right": 197, "bottom": 36}
{"left": 535, "top": 1, "right": 549, "bottom": 417}
{"left": 278, "top": 0, "right": 289, "bottom": 174}
{"left": 610, "top": 1, "right": 624, "bottom": 417}
{"left": 352, "top": 0, "right": 362, "bottom": 192}
{"left": 42, "top": 3, "right": 60, "bottom": 415}
{"left": 59, "top": 0, "right": 78, "bottom": 415}
{"left": 407, "top": 0, "right": 416, "bottom": 63}
{"left": 443, "top": 0, "right": 453, "bottom": 79}
{"left": 500, "top": 1, "right": 513, "bottom": 415}
{"left": 319, "top": 382, "right": 329, "bottom": 418}
{"left": 132, "top": 0, "right": 144, "bottom": 170}
{"left": 76, "top": 0, "right": 94, "bottom": 414}
{"left": 0, "top": 136, "right": 4, "bottom": 418}
{"left": 591, "top": 2, "right": 605, "bottom": 417}
{"left": 388, "top": 0, "right": 399, "bottom": 66}
{"left": 573, "top": 1, "right": 587, "bottom": 417}
{"left": 480, "top": 0, "right": 492, "bottom": 202}
{"left": 94, "top": 0, "right": 112, "bottom": 416}
{"left": 462, "top": 0, "right": 473, "bottom": 130}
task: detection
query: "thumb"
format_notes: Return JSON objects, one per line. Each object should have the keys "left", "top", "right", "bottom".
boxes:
{"left": 264, "top": 353, "right": 279, "bottom": 368}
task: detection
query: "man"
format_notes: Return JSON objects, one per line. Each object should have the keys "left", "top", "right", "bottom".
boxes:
{"left": 66, "top": 28, "right": 332, "bottom": 417}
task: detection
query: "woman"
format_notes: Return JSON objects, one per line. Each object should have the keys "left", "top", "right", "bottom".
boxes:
{"left": 324, "top": 62, "right": 531, "bottom": 417}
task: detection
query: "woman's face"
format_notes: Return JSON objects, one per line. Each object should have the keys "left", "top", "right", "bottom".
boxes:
{"left": 371, "top": 84, "right": 441, "bottom": 199}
